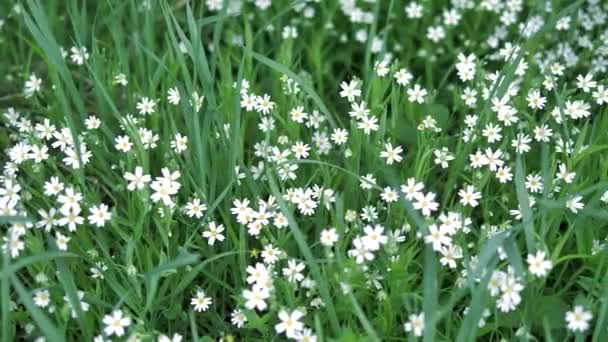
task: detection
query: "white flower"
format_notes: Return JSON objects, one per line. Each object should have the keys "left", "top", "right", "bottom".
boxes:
{"left": 171, "top": 134, "right": 188, "bottom": 153}
{"left": 246, "top": 263, "right": 270, "bottom": 286}
{"left": 114, "top": 135, "right": 133, "bottom": 153}
{"left": 458, "top": 185, "right": 481, "bottom": 208}
{"left": 275, "top": 309, "right": 304, "bottom": 339}
{"left": 158, "top": 333, "right": 183, "bottom": 342}
{"left": 55, "top": 232, "right": 70, "bottom": 251}
{"left": 282, "top": 259, "right": 305, "bottom": 283}
{"left": 103, "top": 310, "right": 131, "bottom": 337}
{"left": 413, "top": 192, "right": 439, "bottom": 217}
{"left": 167, "top": 87, "right": 181, "bottom": 105}
{"left": 566, "top": 195, "right": 584, "bottom": 213}
{"left": 496, "top": 166, "right": 513, "bottom": 183}
{"left": 243, "top": 285, "right": 270, "bottom": 311}
{"left": 357, "top": 115, "right": 379, "bottom": 134}
{"left": 190, "top": 290, "right": 212, "bottom": 312}
{"left": 231, "top": 309, "right": 248, "bottom": 328}
{"left": 401, "top": 178, "right": 424, "bottom": 201}
{"left": 556, "top": 163, "right": 575, "bottom": 184}
{"left": 404, "top": 312, "right": 424, "bottom": 336}
{"left": 527, "top": 251, "right": 552, "bottom": 277}
{"left": 339, "top": 79, "right": 361, "bottom": 102}
{"left": 565, "top": 305, "right": 592, "bottom": 332}
{"left": 124, "top": 166, "right": 151, "bottom": 191}
{"left": 380, "top": 143, "right": 403, "bottom": 164}
{"left": 320, "top": 228, "right": 339, "bottom": 247}
{"left": 33, "top": 289, "right": 51, "bottom": 308}
{"left": 407, "top": 84, "right": 427, "bottom": 103}
{"left": 185, "top": 198, "right": 206, "bottom": 218}
{"left": 202, "top": 221, "right": 225, "bottom": 245}
{"left": 576, "top": 73, "right": 596, "bottom": 93}
{"left": 24, "top": 73, "right": 42, "bottom": 98}
{"left": 362, "top": 224, "right": 387, "bottom": 251}
{"left": 137, "top": 97, "right": 156, "bottom": 115}
{"left": 381, "top": 187, "right": 399, "bottom": 203}
{"left": 69, "top": 46, "right": 89, "bottom": 65}
{"left": 425, "top": 224, "right": 451, "bottom": 251}
{"left": 84, "top": 115, "right": 101, "bottom": 130}
{"left": 88, "top": 204, "right": 112, "bottom": 227}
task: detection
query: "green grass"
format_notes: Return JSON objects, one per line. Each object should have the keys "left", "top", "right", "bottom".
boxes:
{"left": 1, "top": 0, "right": 608, "bottom": 341}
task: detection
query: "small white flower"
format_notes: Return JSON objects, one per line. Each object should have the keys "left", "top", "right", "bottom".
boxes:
{"left": 190, "top": 290, "right": 212, "bottom": 312}
{"left": 202, "top": 221, "right": 225, "bottom": 245}
{"left": 88, "top": 204, "right": 112, "bottom": 227}
{"left": 275, "top": 309, "right": 305, "bottom": 339}
{"left": 103, "top": 309, "right": 131, "bottom": 337}
{"left": 565, "top": 305, "right": 592, "bottom": 333}
{"left": 124, "top": 166, "right": 151, "bottom": 191}
{"left": 404, "top": 312, "right": 425, "bottom": 336}
{"left": 527, "top": 251, "right": 552, "bottom": 277}
{"left": 137, "top": 97, "right": 156, "bottom": 115}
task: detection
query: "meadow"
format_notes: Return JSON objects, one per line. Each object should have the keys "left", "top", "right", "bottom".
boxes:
{"left": 1, "top": 0, "right": 608, "bottom": 341}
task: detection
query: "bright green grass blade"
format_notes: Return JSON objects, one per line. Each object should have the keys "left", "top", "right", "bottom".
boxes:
{"left": 515, "top": 155, "right": 535, "bottom": 252}
{"left": 266, "top": 171, "right": 341, "bottom": 334}
{"left": 346, "top": 292, "right": 381, "bottom": 342}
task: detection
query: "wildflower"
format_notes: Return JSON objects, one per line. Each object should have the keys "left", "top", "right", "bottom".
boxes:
{"left": 103, "top": 310, "right": 131, "bottom": 337}
{"left": 434, "top": 148, "right": 454, "bottom": 168}
{"left": 191, "top": 290, "right": 212, "bottom": 312}
{"left": 362, "top": 224, "right": 387, "bottom": 251}
{"left": 33, "top": 289, "right": 51, "bottom": 308}
{"left": 320, "top": 228, "right": 339, "bottom": 247}
{"left": 137, "top": 97, "right": 156, "bottom": 115}
{"left": 380, "top": 143, "right": 403, "bottom": 164}
{"left": 407, "top": 84, "right": 427, "bottom": 103}
{"left": 566, "top": 195, "right": 584, "bottom": 213}
{"left": 576, "top": 74, "right": 596, "bottom": 93}
{"left": 404, "top": 312, "right": 425, "bottom": 336}
{"left": 526, "top": 89, "right": 546, "bottom": 109}
{"left": 458, "top": 185, "right": 481, "bottom": 207}
{"left": 171, "top": 134, "right": 188, "bottom": 153}
{"left": 413, "top": 192, "right": 439, "bottom": 217}
{"left": 255, "top": 94, "right": 275, "bottom": 114}
{"left": 84, "top": 115, "right": 101, "bottom": 130}
{"left": 202, "top": 221, "right": 225, "bottom": 245}
{"left": 88, "top": 204, "right": 112, "bottom": 227}
{"left": 525, "top": 174, "right": 543, "bottom": 193}
{"left": 565, "top": 306, "right": 592, "bottom": 333}
{"left": 114, "top": 135, "right": 133, "bottom": 153}
{"left": 357, "top": 115, "right": 379, "bottom": 134}
{"left": 167, "top": 87, "right": 180, "bottom": 105}
{"left": 394, "top": 68, "right": 413, "bottom": 86}
{"left": 348, "top": 237, "right": 374, "bottom": 263}
{"left": 401, "top": 178, "right": 424, "bottom": 201}
{"left": 425, "top": 224, "right": 451, "bottom": 251}
{"left": 69, "top": 46, "right": 89, "bottom": 65}
{"left": 282, "top": 259, "right": 305, "bottom": 283}
{"left": 243, "top": 285, "right": 270, "bottom": 311}
{"left": 185, "top": 198, "right": 206, "bottom": 218}
{"left": 231, "top": 309, "right": 248, "bottom": 328}
{"left": 124, "top": 167, "right": 151, "bottom": 191}
{"left": 381, "top": 187, "right": 399, "bottom": 203}
{"left": 290, "top": 106, "right": 308, "bottom": 123}
{"left": 482, "top": 123, "right": 502, "bottom": 143}
{"left": 24, "top": 73, "right": 42, "bottom": 98}
{"left": 339, "top": 79, "right": 361, "bottom": 102}
{"left": 275, "top": 309, "right": 305, "bottom": 339}
{"left": 527, "top": 251, "right": 552, "bottom": 277}
{"left": 55, "top": 232, "right": 70, "bottom": 251}
{"left": 246, "top": 262, "right": 270, "bottom": 286}
{"left": 496, "top": 166, "right": 513, "bottom": 183}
